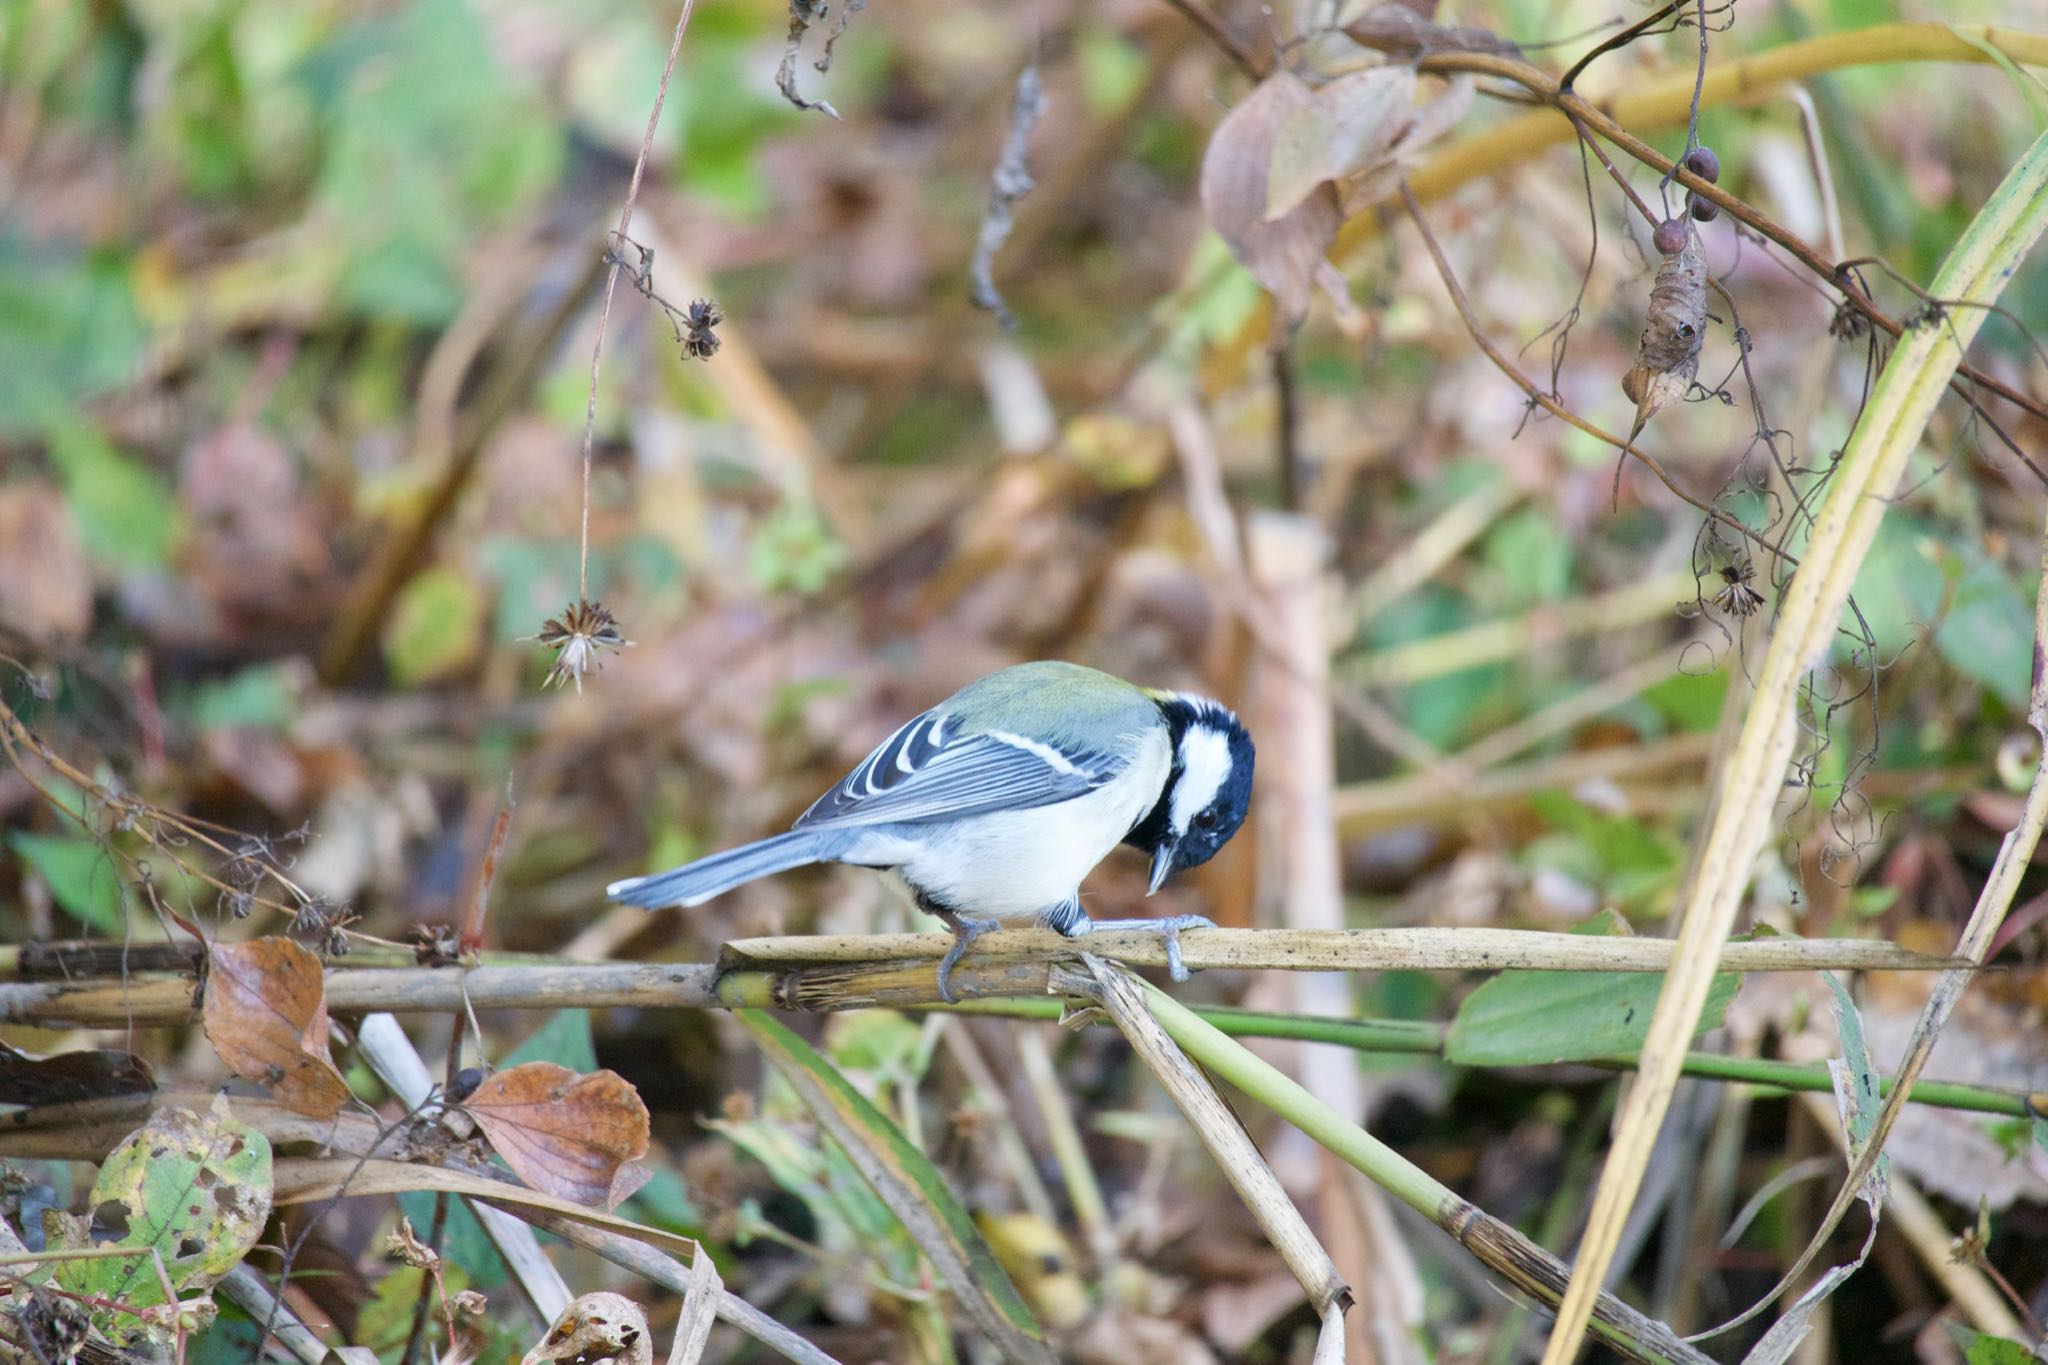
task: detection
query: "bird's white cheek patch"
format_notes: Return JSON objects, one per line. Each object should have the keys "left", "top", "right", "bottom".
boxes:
{"left": 1170, "top": 727, "right": 1233, "bottom": 833}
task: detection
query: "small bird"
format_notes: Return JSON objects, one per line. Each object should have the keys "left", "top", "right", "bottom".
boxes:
{"left": 608, "top": 661, "right": 1254, "bottom": 1001}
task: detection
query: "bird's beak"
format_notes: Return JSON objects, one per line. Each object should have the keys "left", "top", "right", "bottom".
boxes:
{"left": 1147, "top": 843, "right": 1175, "bottom": 896}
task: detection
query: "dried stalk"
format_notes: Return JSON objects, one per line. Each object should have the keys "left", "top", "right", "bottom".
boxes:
{"left": 1538, "top": 121, "right": 2048, "bottom": 1365}
{"left": 0, "top": 933, "right": 1958, "bottom": 1029}
{"left": 1053, "top": 957, "right": 1350, "bottom": 1359}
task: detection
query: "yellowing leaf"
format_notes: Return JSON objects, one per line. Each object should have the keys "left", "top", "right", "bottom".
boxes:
{"left": 383, "top": 564, "right": 486, "bottom": 685}
{"left": 51, "top": 1099, "right": 272, "bottom": 1346}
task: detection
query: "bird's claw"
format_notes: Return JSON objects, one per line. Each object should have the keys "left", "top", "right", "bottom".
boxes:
{"left": 1061, "top": 913, "right": 1216, "bottom": 983}
{"left": 936, "top": 914, "right": 1002, "bottom": 1004}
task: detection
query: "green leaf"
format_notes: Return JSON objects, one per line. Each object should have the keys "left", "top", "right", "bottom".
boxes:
{"left": 382, "top": 564, "right": 486, "bottom": 685}
{"left": 1823, "top": 972, "right": 1888, "bottom": 1189}
{"left": 0, "top": 244, "right": 147, "bottom": 439}
{"left": 52, "top": 1099, "right": 272, "bottom": 1345}
{"left": 177, "top": 664, "right": 298, "bottom": 732}
{"left": 1482, "top": 506, "right": 1574, "bottom": 607}
{"left": 9, "top": 831, "right": 124, "bottom": 931}
{"left": 1447, "top": 916, "right": 1740, "bottom": 1067}
{"left": 44, "top": 418, "right": 178, "bottom": 571}
{"left": 1953, "top": 1327, "right": 2039, "bottom": 1365}
{"left": 734, "top": 1010, "right": 1052, "bottom": 1362}
{"left": 505, "top": 1010, "right": 598, "bottom": 1073}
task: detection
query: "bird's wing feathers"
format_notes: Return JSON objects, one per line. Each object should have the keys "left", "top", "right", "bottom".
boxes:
{"left": 794, "top": 707, "right": 1128, "bottom": 830}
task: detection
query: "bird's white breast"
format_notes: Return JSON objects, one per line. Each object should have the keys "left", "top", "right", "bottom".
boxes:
{"left": 857, "top": 726, "right": 1171, "bottom": 920}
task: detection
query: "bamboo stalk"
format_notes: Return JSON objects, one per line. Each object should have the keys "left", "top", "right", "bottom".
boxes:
{"left": 1054, "top": 958, "right": 1351, "bottom": 1360}
{"left": 0, "top": 933, "right": 1957, "bottom": 1028}
{"left": 1539, "top": 120, "right": 2048, "bottom": 1365}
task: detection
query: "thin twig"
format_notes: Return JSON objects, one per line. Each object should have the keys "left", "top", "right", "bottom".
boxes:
{"left": 1399, "top": 181, "right": 1798, "bottom": 571}
{"left": 1157, "top": 0, "right": 1263, "bottom": 79}
{"left": 577, "top": 0, "right": 699, "bottom": 602}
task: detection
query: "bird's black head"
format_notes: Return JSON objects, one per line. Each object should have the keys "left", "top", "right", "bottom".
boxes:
{"left": 1125, "top": 694, "right": 1255, "bottom": 892}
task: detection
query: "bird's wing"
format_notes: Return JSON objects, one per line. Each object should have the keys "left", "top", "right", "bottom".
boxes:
{"left": 793, "top": 707, "right": 1129, "bottom": 830}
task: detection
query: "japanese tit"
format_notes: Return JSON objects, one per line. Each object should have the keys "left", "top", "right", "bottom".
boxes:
{"left": 608, "top": 661, "right": 1254, "bottom": 1001}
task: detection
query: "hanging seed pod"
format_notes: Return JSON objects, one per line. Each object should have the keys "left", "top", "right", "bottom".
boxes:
{"left": 1652, "top": 217, "right": 1689, "bottom": 256}
{"left": 1683, "top": 146, "right": 1721, "bottom": 183}
{"left": 1689, "top": 192, "right": 1720, "bottom": 223}
{"left": 1621, "top": 239, "right": 1707, "bottom": 430}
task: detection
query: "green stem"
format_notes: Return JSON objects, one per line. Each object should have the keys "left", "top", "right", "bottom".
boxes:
{"left": 1133, "top": 982, "right": 1708, "bottom": 1365}
{"left": 936, "top": 998, "right": 2042, "bottom": 1118}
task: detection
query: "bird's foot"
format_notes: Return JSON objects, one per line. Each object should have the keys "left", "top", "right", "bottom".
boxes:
{"left": 1058, "top": 913, "right": 1216, "bottom": 983}
{"left": 936, "top": 913, "right": 1003, "bottom": 1004}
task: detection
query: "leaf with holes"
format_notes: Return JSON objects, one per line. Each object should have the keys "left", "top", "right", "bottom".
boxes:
{"left": 465, "top": 1062, "right": 651, "bottom": 1209}
{"left": 49, "top": 1098, "right": 272, "bottom": 1346}
{"left": 203, "top": 937, "right": 352, "bottom": 1119}
{"left": 523, "top": 1291, "right": 652, "bottom": 1365}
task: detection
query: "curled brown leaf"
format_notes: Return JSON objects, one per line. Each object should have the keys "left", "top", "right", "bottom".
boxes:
{"left": 203, "top": 937, "right": 351, "bottom": 1120}
{"left": 1200, "top": 71, "right": 1342, "bottom": 333}
{"left": 465, "top": 1061, "right": 651, "bottom": 1209}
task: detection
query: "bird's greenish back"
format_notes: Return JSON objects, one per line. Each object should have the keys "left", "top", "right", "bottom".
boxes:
{"left": 939, "top": 662, "right": 1161, "bottom": 753}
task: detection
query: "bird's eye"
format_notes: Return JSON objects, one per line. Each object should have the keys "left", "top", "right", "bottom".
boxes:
{"left": 1193, "top": 809, "right": 1218, "bottom": 831}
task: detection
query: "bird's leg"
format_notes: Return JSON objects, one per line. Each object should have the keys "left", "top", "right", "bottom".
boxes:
{"left": 1045, "top": 900, "right": 1215, "bottom": 983}
{"left": 915, "top": 890, "right": 1002, "bottom": 1004}
{"left": 934, "top": 913, "right": 1001, "bottom": 1003}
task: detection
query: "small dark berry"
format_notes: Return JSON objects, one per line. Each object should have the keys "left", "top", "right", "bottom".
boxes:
{"left": 1652, "top": 218, "right": 1689, "bottom": 255}
{"left": 1689, "top": 193, "right": 1720, "bottom": 223}
{"left": 1683, "top": 146, "right": 1721, "bottom": 183}
{"left": 449, "top": 1068, "right": 485, "bottom": 1102}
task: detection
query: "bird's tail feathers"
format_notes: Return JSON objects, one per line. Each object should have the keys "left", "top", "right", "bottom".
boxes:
{"left": 607, "top": 830, "right": 831, "bottom": 908}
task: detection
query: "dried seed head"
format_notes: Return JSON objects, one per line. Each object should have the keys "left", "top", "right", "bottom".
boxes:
{"left": 531, "top": 599, "right": 632, "bottom": 694}
{"left": 409, "top": 922, "right": 463, "bottom": 967}
{"left": 684, "top": 298, "right": 722, "bottom": 332}
{"left": 1683, "top": 146, "right": 1721, "bottom": 183}
{"left": 385, "top": 1215, "right": 442, "bottom": 1270}
{"left": 1652, "top": 217, "right": 1689, "bottom": 256}
{"left": 680, "top": 298, "right": 723, "bottom": 361}
{"left": 1715, "top": 560, "right": 1765, "bottom": 618}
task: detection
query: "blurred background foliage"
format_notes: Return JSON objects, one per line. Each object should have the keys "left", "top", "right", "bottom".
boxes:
{"left": 6, "top": 0, "right": 2048, "bottom": 1358}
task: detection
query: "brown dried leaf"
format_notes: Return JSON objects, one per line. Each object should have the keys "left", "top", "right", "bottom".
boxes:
{"left": 0, "top": 482, "right": 93, "bottom": 639}
{"left": 1200, "top": 71, "right": 1342, "bottom": 332}
{"left": 1343, "top": 6, "right": 1519, "bottom": 59}
{"left": 522, "top": 1291, "right": 652, "bottom": 1365}
{"left": 385, "top": 1214, "right": 441, "bottom": 1271}
{"left": 466, "top": 1062, "right": 651, "bottom": 1209}
{"left": 1267, "top": 66, "right": 1416, "bottom": 222}
{"left": 0, "top": 1041, "right": 154, "bottom": 1106}
{"left": 204, "top": 937, "right": 351, "bottom": 1120}
{"left": 1346, "top": 74, "right": 1475, "bottom": 205}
